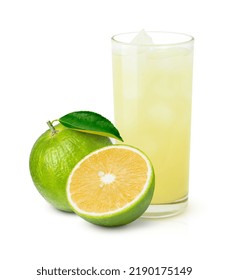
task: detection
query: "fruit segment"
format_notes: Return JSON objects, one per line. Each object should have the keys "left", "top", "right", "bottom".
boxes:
{"left": 68, "top": 147, "right": 148, "bottom": 213}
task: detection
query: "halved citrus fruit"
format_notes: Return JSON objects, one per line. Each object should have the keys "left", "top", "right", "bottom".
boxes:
{"left": 67, "top": 145, "right": 155, "bottom": 226}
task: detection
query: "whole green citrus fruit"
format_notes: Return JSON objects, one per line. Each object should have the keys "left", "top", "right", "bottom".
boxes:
{"left": 29, "top": 123, "right": 112, "bottom": 212}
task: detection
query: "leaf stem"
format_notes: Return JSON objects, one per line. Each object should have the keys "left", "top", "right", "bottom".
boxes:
{"left": 47, "top": 121, "right": 56, "bottom": 135}
{"left": 51, "top": 119, "right": 59, "bottom": 125}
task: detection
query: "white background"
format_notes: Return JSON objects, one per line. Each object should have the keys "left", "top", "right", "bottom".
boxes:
{"left": 1, "top": 0, "right": 229, "bottom": 279}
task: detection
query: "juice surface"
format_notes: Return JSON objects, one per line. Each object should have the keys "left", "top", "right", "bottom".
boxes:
{"left": 112, "top": 46, "right": 193, "bottom": 204}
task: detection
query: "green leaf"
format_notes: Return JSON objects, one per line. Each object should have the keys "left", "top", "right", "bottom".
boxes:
{"left": 59, "top": 111, "right": 123, "bottom": 141}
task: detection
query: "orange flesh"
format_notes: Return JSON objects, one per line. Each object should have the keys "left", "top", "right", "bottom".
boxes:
{"left": 69, "top": 148, "right": 148, "bottom": 213}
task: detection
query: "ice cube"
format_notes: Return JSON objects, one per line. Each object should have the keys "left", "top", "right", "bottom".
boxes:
{"left": 131, "top": 29, "right": 153, "bottom": 45}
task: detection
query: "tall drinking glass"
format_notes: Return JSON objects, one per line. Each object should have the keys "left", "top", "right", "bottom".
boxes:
{"left": 111, "top": 31, "right": 194, "bottom": 218}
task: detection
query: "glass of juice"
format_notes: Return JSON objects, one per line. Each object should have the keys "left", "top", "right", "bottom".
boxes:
{"left": 111, "top": 31, "right": 194, "bottom": 218}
